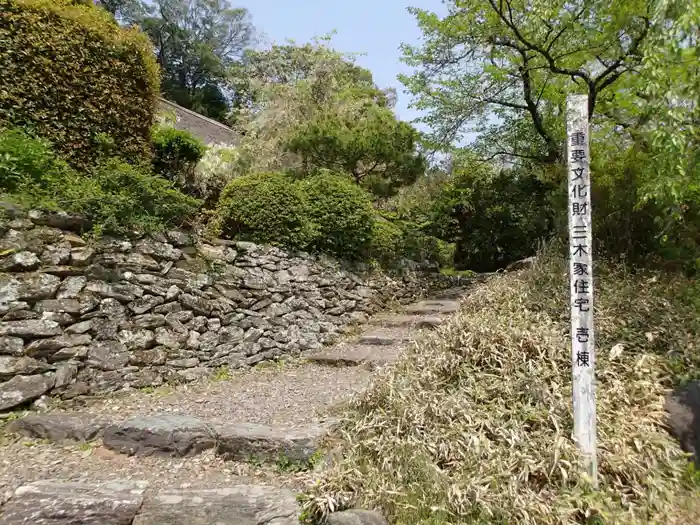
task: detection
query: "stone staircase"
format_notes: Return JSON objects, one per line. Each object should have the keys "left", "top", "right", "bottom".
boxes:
{"left": 0, "top": 292, "right": 467, "bottom": 525}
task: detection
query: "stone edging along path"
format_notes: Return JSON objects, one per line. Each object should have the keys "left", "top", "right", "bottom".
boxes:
{"left": 0, "top": 289, "right": 470, "bottom": 525}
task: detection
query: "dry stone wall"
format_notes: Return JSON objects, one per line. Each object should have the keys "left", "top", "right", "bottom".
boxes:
{"left": 0, "top": 205, "right": 461, "bottom": 411}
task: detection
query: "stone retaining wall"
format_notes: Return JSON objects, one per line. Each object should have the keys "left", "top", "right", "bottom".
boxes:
{"left": 0, "top": 205, "right": 462, "bottom": 411}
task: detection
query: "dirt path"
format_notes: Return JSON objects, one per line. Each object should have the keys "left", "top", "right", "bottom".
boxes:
{"left": 0, "top": 289, "right": 470, "bottom": 524}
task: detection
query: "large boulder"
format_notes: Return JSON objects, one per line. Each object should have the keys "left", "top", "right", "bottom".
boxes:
{"left": 665, "top": 380, "right": 700, "bottom": 463}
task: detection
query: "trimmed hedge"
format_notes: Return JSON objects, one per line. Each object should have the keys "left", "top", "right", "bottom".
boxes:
{"left": 215, "top": 172, "right": 315, "bottom": 250}
{"left": 298, "top": 171, "right": 375, "bottom": 258}
{"left": 0, "top": 0, "right": 160, "bottom": 169}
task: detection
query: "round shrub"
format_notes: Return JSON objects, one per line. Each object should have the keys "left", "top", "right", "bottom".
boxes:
{"left": 297, "top": 171, "right": 375, "bottom": 258}
{"left": 366, "top": 217, "right": 405, "bottom": 265}
{"left": 0, "top": 0, "right": 160, "bottom": 169}
{"left": 151, "top": 126, "right": 206, "bottom": 189}
{"left": 215, "top": 172, "right": 314, "bottom": 250}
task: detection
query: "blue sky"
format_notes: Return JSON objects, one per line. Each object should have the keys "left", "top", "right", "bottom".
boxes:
{"left": 240, "top": 0, "right": 447, "bottom": 131}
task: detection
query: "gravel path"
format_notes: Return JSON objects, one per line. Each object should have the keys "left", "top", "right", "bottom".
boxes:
{"left": 54, "top": 359, "right": 371, "bottom": 426}
{"left": 0, "top": 291, "right": 468, "bottom": 505}
{"left": 0, "top": 359, "right": 371, "bottom": 499}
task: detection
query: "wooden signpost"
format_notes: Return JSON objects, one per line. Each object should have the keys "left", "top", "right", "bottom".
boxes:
{"left": 566, "top": 94, "right": 598, "bottom": 487}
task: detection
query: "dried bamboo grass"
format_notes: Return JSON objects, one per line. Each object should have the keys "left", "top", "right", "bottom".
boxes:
{"left": 301, "top": 247, "right": 700, "bottom": 524}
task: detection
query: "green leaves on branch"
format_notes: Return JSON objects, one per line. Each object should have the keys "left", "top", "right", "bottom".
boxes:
{"left": 286, "top": 105, "right": 426, "bottom": 197}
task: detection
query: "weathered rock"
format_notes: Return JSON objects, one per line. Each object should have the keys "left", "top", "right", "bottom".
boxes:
{"left": 56, "top": 276, "right": 87, "bottom": 299}
{"left": 358, "top": 328, "right": 417, "bottom": 346}
{"left": 129, "top": 294, "right": 165, "bottom": 315}
{"left": 308, "top": 343, "right": 402, "bottom": 369}
{"left": 0, "top": 251, "right": 40, "bottom": 272}
{"left": 25, "top": 334, "right": 92, "bottom": 358}
{"left": 0, "top": 336, "right": 24, "bottom": 356}
{"left": 0, "top": 480, "right": 147, "bottom": 525}
{"left": 0, "top": 374, "right": 55, "bottom": 411}
{"left": 404, "top": 299, "right": 459, "bottom": 316}
{"left": 327, "top": 510, "right": 389, "bottom": 525}
{"left": 133, "top": 485, "right": 300, "bottom": 525}
{"left": 369, "top": 314, "right": 447, "bottom": 329}
{"left": 129, "top": 347, "right": 167, "bottom": 367}
{"left": 0, "top": 356, "right": 50, "bottom": 379}
{"left": 118, "top": 329, "right": 155, "bottom": 351}
{"left": 131, "top": 313, "right": 166, "bottom": 330}
{"left": 102, "top": 414, "right": 217, "bottom": 457}
{"left": 85, "top": 282, "right": 143, "bottom": 302}
{"left": 1, "top": 272, "right": 62, "bottom": 302}
{"left": 8, "top": 413, "right": 111, "bottom": 442}
{"left": 214, "top": 422, "right": 325, "bottom": 463}
{"left": 33, "top": 299, "right": 82, "bottom": 314}
{"left": 0, "top": 319, "right": 62, "bottom": 338}
{"left": 666, "top": 381, "right": 700, "bottom": 464}
{"left": 86, "top": 341, "right": 129, "bottom": 371}
{"left": 54, "top": 362, "right": 78, "bottom": 388}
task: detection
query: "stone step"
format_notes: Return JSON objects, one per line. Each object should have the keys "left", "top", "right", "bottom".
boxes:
{"left": 0, "top": 480, "right": 300, "bottom": 525}
{"left": 7, "top": 412, "right": 328, "bottom": 466}
{"left": 357, "top": 327, "right": 418, "bottom": 346}
{"left": 403, "top": 299, "right": 460, "bottom": 316}
{"left": 368, "top": 314, "right": 447, "bottom": 329}
{"left": 307, "top": 344, "right": 402, "bottom": 369}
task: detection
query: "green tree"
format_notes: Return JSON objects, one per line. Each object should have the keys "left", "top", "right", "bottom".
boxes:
{"left": 286, "top": 104, "right": 426, "bottom": 197}
{"left": 226, "top": 35, "right": 422, "bottom": 196}
{"left": 400, "top": 0, "right": 652, "bottom": 163}
{"left": 141, "top": 0, "right": 255, "bottom": 120}
{"left": 95, "top": 0, "right": 149, "bottom": 24}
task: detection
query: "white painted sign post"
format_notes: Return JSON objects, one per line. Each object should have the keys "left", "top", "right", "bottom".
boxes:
{"left": 566, "top": 94, "right": 598, "bottom": 488}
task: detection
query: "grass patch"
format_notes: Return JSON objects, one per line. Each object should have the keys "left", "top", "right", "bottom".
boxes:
{"left": 439, "top": 267, "right": 476, "bottom": 278}
{"left": 301, "top": 243, "right": 700, "bottom": 524}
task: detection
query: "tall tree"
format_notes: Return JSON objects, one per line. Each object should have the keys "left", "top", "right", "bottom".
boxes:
{"left": 400, "top": 0, "right": 652, "bottom": 164}
{"left": 141, "top": 0, "right": 255, "bottom": 120}
{"left": 224, "top": 37, "right": 425, "bottom": 196}
{"left": 95, "top": 0, "right": 150, "bottom": 24}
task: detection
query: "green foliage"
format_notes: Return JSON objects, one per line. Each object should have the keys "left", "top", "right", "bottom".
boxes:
{"left": 226, "top": 36, "right": 403, "bottom": 181}
{"left": 365, "top": 218, "right": 405, "bottom": 265}
{"left": 0, "top": 128, "right": 199, "bottom": 234}
{"left": 214, "top": 172, "right": 314, "bottom": 250}
{"left": 151, "top": 126, "right": 206, "bottom": 190}
{"left": 215, "top": 170, "right": 377, "bottom": 259}
{"left": 430, "top": 165, "right": 554, "bottom": 272}
{"left": 0, "top": 129, "right": 73, "bottom": 193}
{"left": 0, "top": 0, "right": 160, "bottom": 169}
{"left": 286, "top": 105, "right": 426, "bottom": 197}
{"left": 298, "top": 171, "right": 375, "bottom": 258}
{"left": 140, "top": 0, "right": 254, "bottom": 121}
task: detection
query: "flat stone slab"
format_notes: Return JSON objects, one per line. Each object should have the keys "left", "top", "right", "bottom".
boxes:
{"left": 404, "top": 299, "right": 459, "bottom": 316}
{"left": 133, "top": 485, "right": 300, "bottom": 525}
{"left": 369, "top": 314, "right": 447, "bottom": 329}
{"left": 357, "top": 328, "right": 418, "bottom": 346}
{"left": 0, "top": 480, "right": 148, "bottom": 525}
{"left": 7, "top": 413, "right": 111, "bottom": 442}
{"left": 213, "top": 422, "right": 325, "bottom": 463}
{"left": 102, "top": 414, "right": 217, "bottom": 457}
{"left": 328, "top": 510, "right": 389, "bottom": 525}
{"left": 308, "top": 344, "right": 402, "bottom": 368}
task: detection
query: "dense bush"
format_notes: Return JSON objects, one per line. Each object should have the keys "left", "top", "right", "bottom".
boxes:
{"left": 0, "top": 0, "right": 160, "bottom": 169}
{"left": 430, "top": 167, "right": 554, "bottom": 272}
{"left": 0, "top": 128, "right": 199, "bottom": 234}
{"left": 214, "top": 172, "right": 314, "bottom": 250}
{"left": 297, "top": 171, "right": 375, "bottom": 258}
{"left": 151, "top": 126, "right": 207, "bottom": 192}
{"left": 364, "top": 217, "right": 405, "bottom": 265}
